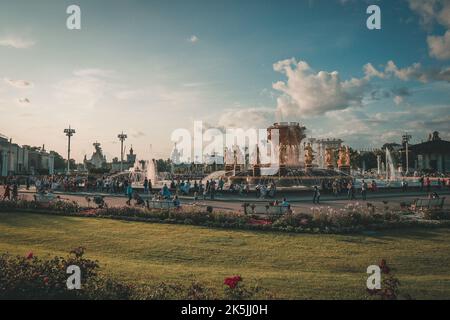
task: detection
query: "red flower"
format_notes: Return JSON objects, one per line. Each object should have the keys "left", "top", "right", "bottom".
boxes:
{"left": 224, "top": 275, "right": 243, "bottom": 289}
{"left": 43, "top": 277, "right": 49, "bottom": 285}
{"left": 26, "top": 252, "right": 33, "bottom": 259}
{"left": 379, "top": 259, "right": 390, "bottom": 274}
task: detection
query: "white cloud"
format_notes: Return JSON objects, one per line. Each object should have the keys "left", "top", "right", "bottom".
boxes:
{"left": 217, "top": 107, "right": 275, "bottom": 129}
{"left": 73, "top": 69, "right": 115, "bottom": 78}
{"left": 129, "top": 129, "right": 146, "bottom": 138}
{"left": 272, "top": 58, "right": 368, "bottom": 117}
{"left": 363, "top": 63, "right": 386, "bottom": 79}
{"left": 114, "top": 85, "right": 201, "bottom": 109}
{"left": 188, "top": 35, "right": 199, "bottom": 43}
{"left": 427, "top": 30, "right": 450, "bottom": 60}
{"left": 17, "top": 98, "right": 30, "bottom": 104}
{"left": 53, "top": 69, "right": 114, "bottom": 109}
{"left": 4, "top": 78, "right": 33, "bottom": 88}
{"left": 408, "top": 0, "right": 441, "bottom": 29}
{"left": 368, "top": 60, "right": 450, "bottom": 83}
{"left": 384, "top": 60, "right": 425, "bottom": 81}
{"left": 408, "top": 0, "right": 450, "bottom": 60}
{"left": 393, "top": 95, "right": 404, "bottom": 105}
{"left": 0, "top": 35, "right": 35, "bottom": 48}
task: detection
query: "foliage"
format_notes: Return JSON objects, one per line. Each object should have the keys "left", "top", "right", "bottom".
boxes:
{"left": 0, "top": 247, "right": 134, "bottom": 299}
{"left": 1, "top": 199, "right": 449, "bottom": 234}
{"left": 366, "top": 259, "right": 412, "bottom": 300}
{"left": 422, "top": 209, "right": 450, "bottom": 220}
{"left": 223, "top": 275, "right": 262, "bottom": 300}
{"left": 0, "top": 249, "right": 267, "bottom": 300}
{"left": 0, "top": 199, "right": 80, "bottom": 214}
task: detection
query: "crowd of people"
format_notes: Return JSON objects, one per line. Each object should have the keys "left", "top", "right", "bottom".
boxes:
{"left": 2, "top": 173, "right": 449, "bottom": 210}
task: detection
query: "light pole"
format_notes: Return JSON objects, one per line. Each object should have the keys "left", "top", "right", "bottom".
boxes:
{"left": 402, "top": 133, "right": 412, "bottom": 174}
{"left": 118, "top": 131, "right": 127, "bottom": 172}
{"left": 64, "top": 126, "right": 76, "bottom": 174}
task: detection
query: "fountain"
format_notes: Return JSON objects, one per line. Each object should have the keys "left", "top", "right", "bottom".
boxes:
{"left": 218, "top": 123, "right": 352, "bottom": 190}
{"left": 110, "top": 146, "right": 160, "bottom": 188}
{"left": 385, "top": 148, "right": 398, "bottom": 181}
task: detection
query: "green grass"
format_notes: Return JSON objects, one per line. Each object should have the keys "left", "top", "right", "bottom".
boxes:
{"left": 1, "top": 211, "right": 450, "bottom": 299}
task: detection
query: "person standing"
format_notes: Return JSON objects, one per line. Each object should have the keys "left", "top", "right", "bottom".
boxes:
{"left": 281, "top": 197, "right": 290, "bottom": 207}
{"left": 347, "top": 181, "right": 353, "bottom": 200}
{"left": 361, "top": 180, "right": 367, "bottom": 201}
{"left": 12, "top": 183, "right": 18, "bottom": 201}
{"left": 313, "top": 186, "right": 321, "bottom": 204}
{"left": 143, "top": 178, "right": 149, "bottom": 193}
{"left": 210, "top": 180, "right": 216, "bottom": 200}
{"left": 332, "top": 180, "right": 338, "bottom": 197}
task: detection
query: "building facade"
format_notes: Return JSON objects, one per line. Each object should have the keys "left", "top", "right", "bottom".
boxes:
{"left": 0, "top": 133, "right": 54, "bottom": 176}
{"left": 409, "top": 132, "right": 450, "bottom": 173}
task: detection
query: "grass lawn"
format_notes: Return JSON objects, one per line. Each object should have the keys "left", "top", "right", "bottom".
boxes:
{"left": 1, "top": 211, "right": 450, "bottom": 299}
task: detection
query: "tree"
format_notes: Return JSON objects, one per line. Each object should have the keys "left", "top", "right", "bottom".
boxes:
{"left": 50, "top": 151, "right": 66, "bottom": 170}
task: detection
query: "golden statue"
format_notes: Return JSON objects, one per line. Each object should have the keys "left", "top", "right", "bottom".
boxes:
{"left": 304, "top": 143, "right": 315, "bottom": 167}
{"left": 325, "top": 147, "right": 334, "bottom": 167}
{"left": 345, "top": 146, "right": 351, "bottom": 167}
{"left": 337, "top": 145, "right": 347, "bottom": 167}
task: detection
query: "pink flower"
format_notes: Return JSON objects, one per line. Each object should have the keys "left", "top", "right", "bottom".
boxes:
{"left": 26, "top": 252, "right": 33, "bottom": 259}
{"left": 43, "top": 277, "right": 49, "bottom": 285}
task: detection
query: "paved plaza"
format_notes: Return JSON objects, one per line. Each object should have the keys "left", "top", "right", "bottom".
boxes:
{"left": 11, "top": 186, "right": 450, "bottom": 213}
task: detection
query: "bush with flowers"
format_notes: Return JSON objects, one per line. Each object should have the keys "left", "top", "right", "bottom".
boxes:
{"left": 0, "top": 247, "right": 134, "bottom": 299}
{"left": 0, "top": 199, "right": 80, "bottom": 214}
{"left": 223, "top": 275, "right": 264, "bottom": 300}
{"left": 1, "top": 199, "right": 449, "bottom": 234}
{"left": 0, "top": 249, "right": 272, "bottom": 300}
{"left": 366, "top": 259, "right": 412, "bottom": 300}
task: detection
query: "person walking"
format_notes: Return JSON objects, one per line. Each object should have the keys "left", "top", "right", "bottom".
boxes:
{"left": 2, "top": 183, "right": 11, "bottom": 201}
{"left": 126, "top": 183, "right": 133, "bottom": 205}
{"left": 313, "top": 186, "right": 321, "bottom": 204}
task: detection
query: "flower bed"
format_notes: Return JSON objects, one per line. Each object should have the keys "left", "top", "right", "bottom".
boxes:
{"left": 1, "top": 200, "right": 449, "bottom": 234}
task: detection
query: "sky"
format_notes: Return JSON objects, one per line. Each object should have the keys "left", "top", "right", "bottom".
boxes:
{"left": 0, "top": 0, "right": 449, "bottom": 162}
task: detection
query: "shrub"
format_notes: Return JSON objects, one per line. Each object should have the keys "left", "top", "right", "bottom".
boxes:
{"left": 366, "top": 259, "right": 412, "bottom": 300}
{"left": 223, "top": 275, "right": 262, "bottom": 300}
{"left": 0, "top": 247, "right": 134, "bottom": 300}
{"left": 422, "top": 210, "right": 450, "bottom": 220}
{"left": 0, "top": 249, "right": 271, "bottom": 300}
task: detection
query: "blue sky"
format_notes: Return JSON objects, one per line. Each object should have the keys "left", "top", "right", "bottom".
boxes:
{"left": 0, "top": 0, "right": 449, "bottom": 161}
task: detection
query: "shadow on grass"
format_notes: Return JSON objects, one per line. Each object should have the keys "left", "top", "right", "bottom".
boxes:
{"left": 0, "top": 211, "right": 86, "bottom": 228}
{"left": 361, "top": 228, "right": 448, "bottom": 242}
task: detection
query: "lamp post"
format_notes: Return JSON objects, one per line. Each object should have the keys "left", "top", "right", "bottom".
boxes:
{"left": 118, "top": 131, "right": 127, "bottom": 172}
{"left": 64, "top": 126, "right": 76, "bottom": 174}
{"left": 402, "top": 133, "right": 412, "bottom": 174}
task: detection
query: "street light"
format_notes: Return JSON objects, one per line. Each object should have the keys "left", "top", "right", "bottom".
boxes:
{"left": 402, "top": 132, "right": 412, "bottom": 174}
{"left": 64, "top": 126, "right": 76, "bottom": 174}
{"left": 118, "top": 131, "right": 127, "bottom": 172}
